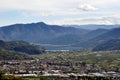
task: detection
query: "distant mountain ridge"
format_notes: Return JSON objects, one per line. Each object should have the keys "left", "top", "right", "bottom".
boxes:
{"left": 0, "top": 22, "right": 89, "bottom": 44}
{"left": 0, "top": 22, "right": 120, "bottom": 50}
{"left": 64, "top": 25, "right": 120, "bottom": 30}
{"left": 73, "top": 27, "right": 120, "bottom": 49}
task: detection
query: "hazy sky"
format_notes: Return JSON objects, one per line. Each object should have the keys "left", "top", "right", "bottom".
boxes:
{"left": 0, "top": 0, "right": 120, "bottom": 26}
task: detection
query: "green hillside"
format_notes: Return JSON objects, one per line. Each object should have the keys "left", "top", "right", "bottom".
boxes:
{"left": 0, "top": 40, "right": 45, "bottom": 55}
{"left": 93, "top": 39, "right": 120, "bottom": 51}
{"left": 0, "top": 49, "right": 32, "bottom": 60}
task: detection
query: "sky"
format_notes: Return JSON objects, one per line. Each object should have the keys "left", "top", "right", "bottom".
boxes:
{"left": 0, "top": 0, "right": 120, "bottom": 26}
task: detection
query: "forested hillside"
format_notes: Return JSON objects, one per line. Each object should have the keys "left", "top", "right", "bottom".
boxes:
{"left": 0, "top": 40, "right": 45, "bottom": 55}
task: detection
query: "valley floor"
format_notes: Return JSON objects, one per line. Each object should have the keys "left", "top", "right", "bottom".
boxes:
{"left": 0, "top": 50, "right": 120, "bottom": 80}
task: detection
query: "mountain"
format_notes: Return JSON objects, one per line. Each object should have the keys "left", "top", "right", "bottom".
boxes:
{"left": 81, "top": 28, "right": 109, "bottom": 40}
{"left": 91, "top": 27, "right": 120, "bottom": 42}
{"left": 49, "top": 34, "right": 82, "bottom": 45}
{"left": 92, "top": 39, "right": 120, "bottom": 51}
{"left": 86, "top": 27, "right": 120, "bottom": 47}
{"left": 72, "top": 28, "right": 110, "bottom": 47}
{"left": 64, "top": 25, "right": 120, "bottom": 30}
{"left": 1, "top": 22, "right": 120, "bottom": 50}
{"left": 0, "top": 22, "right": 89, "bottom": 44}
{"left": 73, "top": 27, "right": 120, "bottom": 48}
{"left": 0, "top": 40, "right": 45, "bottom": 54}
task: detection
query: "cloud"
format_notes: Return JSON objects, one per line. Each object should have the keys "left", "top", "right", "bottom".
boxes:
{"left": 0, "top": 0, "right": 119, "bottom": 12}
{"left": 48, "top": 15, "right": 120, "bottom": 25}
{"left": 0, "top": 0, "right": 120, "bottom": 26}
{"left": 78, "top": 4, "right": 98, "bottom": 11}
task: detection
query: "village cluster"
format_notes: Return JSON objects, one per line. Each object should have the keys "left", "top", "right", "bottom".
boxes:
{"left": 0, "top": 58, "right": 119, "bottom": 79}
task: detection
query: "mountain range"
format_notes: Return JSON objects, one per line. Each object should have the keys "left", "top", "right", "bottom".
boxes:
{"left": 64, "top": 25, "right": 120, "bottom": 30}
{"left": 73, "top": 27, "right": 120, "bottom": 49}
{"left": 0, "top": 22, "right": 89, "bottom": 44}
{"left": 0, "top": 22, "right": 120, "bottom": 51}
